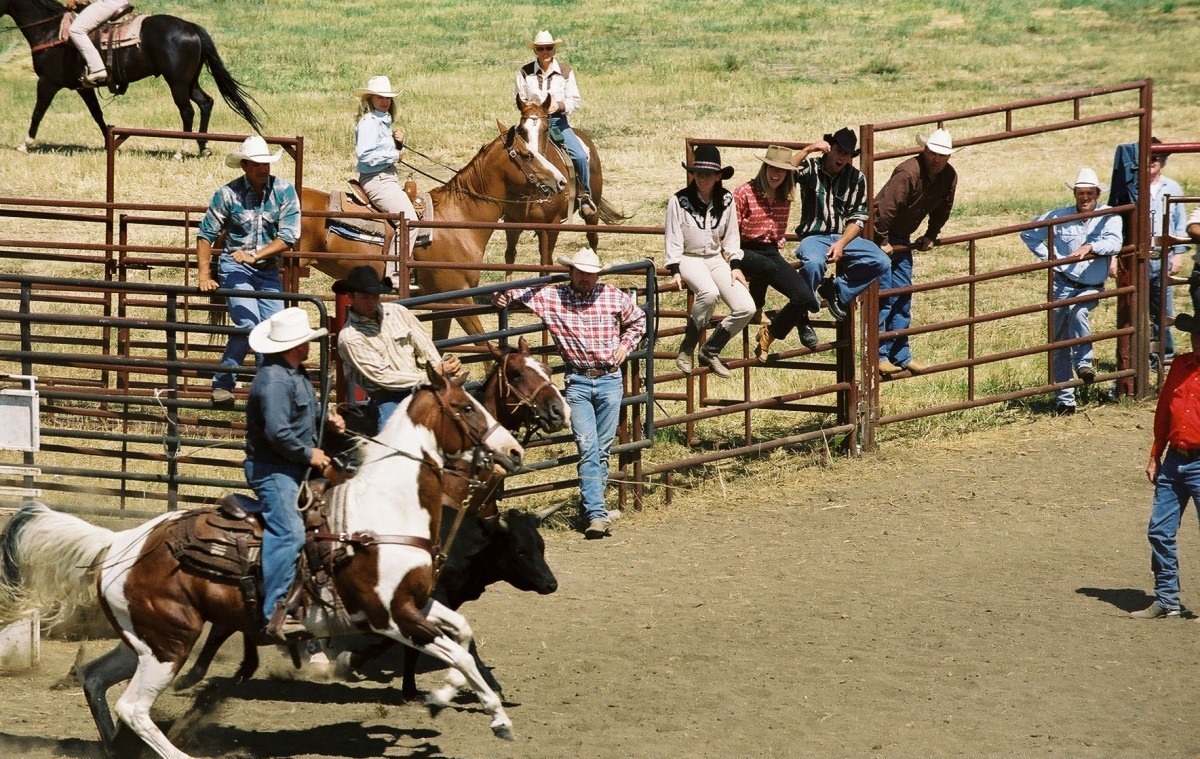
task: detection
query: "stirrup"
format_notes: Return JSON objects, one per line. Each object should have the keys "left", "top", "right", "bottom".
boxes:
{"left": 81, "top": 68, "right": 108, "bottom": 87}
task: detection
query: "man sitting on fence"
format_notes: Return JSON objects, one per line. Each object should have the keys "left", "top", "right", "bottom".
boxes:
{"left": 1019, "top": 167, "right": 1123, "bottom": 416}
{"left": 493, "top": 247, "right": 645, "bottom": 540}
{"left": 872, "top": 128, "right": 959, "bottom": 376}
{"left": 791, "top": 127, "right": 890, "bottom": 327}
{"left": 197, "top": 135, "right": 301, "bottom": 405}
{"left": 333, "top": 265, "right": 462, "bottom": 432}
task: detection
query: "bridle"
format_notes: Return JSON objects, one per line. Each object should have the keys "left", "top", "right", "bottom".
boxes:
{"left": 492, "top": 351, "right": 557, "bottom": 436}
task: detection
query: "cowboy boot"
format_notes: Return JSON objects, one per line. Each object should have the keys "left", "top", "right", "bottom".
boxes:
{"left": 698, "top": 326, "right": 734, "bottom": 378}
{"left": 676, "top": 321, "right": 701, "bottom": 374}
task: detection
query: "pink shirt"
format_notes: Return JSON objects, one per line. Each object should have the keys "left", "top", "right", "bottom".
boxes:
{"left": 734, "top": 182, "right": 791, "bottom": 247}
{"left": 499, "top": 282, "right": 646, "bottom": 370}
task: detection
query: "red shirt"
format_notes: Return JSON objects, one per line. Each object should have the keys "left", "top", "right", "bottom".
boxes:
{"left": 733, "top": 182, "right": 791, "bottom": 247}
{"left": 1152, "top": 351, "right": 1200, "bottom": 458}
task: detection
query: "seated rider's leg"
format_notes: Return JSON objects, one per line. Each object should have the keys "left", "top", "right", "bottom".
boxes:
{"left": 559, "top": 126, "right": 591, "bottom": 193}
{"left": 68, "top": 0, "right": 118, "bottom": 80}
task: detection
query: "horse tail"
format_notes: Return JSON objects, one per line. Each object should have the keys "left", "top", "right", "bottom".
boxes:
{"left": 0, "top": 502, "right": 114, "bottom": 627}
{"left": 195, "top": 26, "right": 265, "bottom": 134}
{"left": 595, "top": 197, "right": 630, "bottom": 226}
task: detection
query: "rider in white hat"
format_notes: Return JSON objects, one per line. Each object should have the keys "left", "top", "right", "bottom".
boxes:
{"left": 872, "top": 127, "right": 960, "bottom": 376}
{"left": 353, "top": 74, "right": 420, "bottom": 267}
{"left": 515, "top": 30, "right": 596, "bottom": 221}
{"left": 196, "top": 135, "right": 301, "bottom": 405}
{"left": 1019, "top": 167, "right": 1123, "bottom": 415}
{"left": 244, "top": 307, "right": 342, "bottom": 643}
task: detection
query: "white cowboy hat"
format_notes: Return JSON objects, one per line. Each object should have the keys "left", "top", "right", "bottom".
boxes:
{"left": 225, "top": 135, "right": 282, "bottom": 169}
{"left": 529, "top": 30, "right": 561, "bottom": 48}
{"left": 1064, "top": 166, "right": 1108, "bottom": 193}
{"left": 755, "top": 145, "right": 795, "bottom": 170}
{"left": 556, "top": 246, "right": 604, "bottom": 274}
{"left": 249, "top": 307, "right": 328, "bottom": 354}
{"left": 916, "top": 128, "right": 958, "bottom": 156}
{"left": 354, "top": 75, "right": 400, "bottom": 99}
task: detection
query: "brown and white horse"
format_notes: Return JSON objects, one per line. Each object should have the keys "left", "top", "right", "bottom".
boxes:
{"left": 297, "top": 119, "right": 568, "bottom": 341}
{"left": 0, "top": 366, "right": 525, "bottom": 758}
{"left": 502, "top": 97, "right": 626, "bottom": 270}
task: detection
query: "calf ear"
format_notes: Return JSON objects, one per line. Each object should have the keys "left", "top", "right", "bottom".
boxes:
{"left": 480, "top": 513, "right": 503, "bottom": 535}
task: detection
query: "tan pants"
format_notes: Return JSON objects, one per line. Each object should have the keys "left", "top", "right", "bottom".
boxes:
{"left": 678, "top": 253, "right": 755, "bottom": 335}
{"left": 358, "top": 169, "right": 419, "bottom": 258}
{"left": 69, "top": 0, "right": 127, "bottom": 74}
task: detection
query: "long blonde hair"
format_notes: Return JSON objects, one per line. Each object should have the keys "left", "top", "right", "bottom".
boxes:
{"left": 750, "top": 162, "right": 795, "bottom": 204}
{"left": 356, "top": 96, "right": 396, "bottom": 121}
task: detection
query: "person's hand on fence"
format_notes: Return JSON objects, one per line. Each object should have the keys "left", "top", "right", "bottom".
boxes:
{"left": 671, "top": 273, "right": 682, "bottom": 291}
{"left": 914, "top": 235, "right": 935, "bottom": 252}
{"left": 493, "top": 292, "right": 510, "bottom": 309}
{"left": 1169, "top": 254, "right": 1185, "bottom": 276}
{"left": 441, "top": 355, "right": 463, "bottom": 377}
{"left": 198, "top": 274, "right": 218, "bottom": 292}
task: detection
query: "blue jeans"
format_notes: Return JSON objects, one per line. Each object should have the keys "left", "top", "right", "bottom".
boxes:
{"left": 1149, "top": 257, "right": 1175, "bottom": 365}
{"left": 243, "top": 459, "right": 306, "bottom": 623}
{"left": 796, "top": 235, "right": 890, "bottom": 312}
{"left": 1050, "top": 275, "right": 1100, "bottom": 406}
{"left": 879, "top": 246, "right": 914, "bottom": 367}
{"left": 215, "top": 256, "right": 284, "bottom": 392}
{"left": 563, "top": 370, "right": 622, "bottom": 522}
{"left": 550, "top": 113, "right": 590, "bottom": 194}
{"left": 371, "top": 389, "right": 413, "bottom": 433}
{"left": 1147, "top": 449, "right": 1200, "bottom": 610}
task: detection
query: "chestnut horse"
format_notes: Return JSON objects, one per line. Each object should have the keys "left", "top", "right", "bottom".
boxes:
{"left": 0, "top": 366, "right": 525, "bottom": 758}
{"left": 502, "top": 97, "right": 626, "bottom": 270}
{"left": 297, "top": 120, "right": 568, "bottom": 341}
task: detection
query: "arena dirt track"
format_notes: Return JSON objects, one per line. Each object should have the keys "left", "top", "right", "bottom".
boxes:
{"left": 0, "top": 401, "right": 1197, "bottom": 759}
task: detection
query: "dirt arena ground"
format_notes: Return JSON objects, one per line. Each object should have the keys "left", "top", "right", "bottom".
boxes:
{"left": 0, "top": 400, "right": 1197, "bottom": 759}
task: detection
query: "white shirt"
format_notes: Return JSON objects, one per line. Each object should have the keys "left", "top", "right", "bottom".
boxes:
{"left": 514, "top": 59, "right": 581, "bottom": 116}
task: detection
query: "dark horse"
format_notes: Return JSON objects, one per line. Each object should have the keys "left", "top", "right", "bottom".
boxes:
{"left": 1, "top": 0, "right": 263, "bottom": 158}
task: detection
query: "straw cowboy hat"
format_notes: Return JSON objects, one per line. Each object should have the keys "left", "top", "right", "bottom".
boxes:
{"left": 529, "top": 30, "right": 561, "bottom": 48}
{"left": 249, "top": 307, "right": 328, "bottom": 354}
{"left": 823, "top": 127, "right": 861, "bottom": 157}
{"left": 1064, "top": 167, "right": 1108, "bottom": 193}
{"left": 1173, "top": 313, "right": 1200, "bottom": 334}
{"left": 682, "top": 144, "right": 735, "bottom": 179}
{"left": 354, "top": 75, "right": 400, "bottom": 99}
{"left": 916, "top": 128, "right": 959, "bottom": 156}
{"left": 755, "top": 145, "right": 795, "bottom": 170}
{"left": 332, "top": 265, "right": 396, "bottom": 295}
{"left": 556, "top": 246, "right": 605, "bottom": 273}
{"left": 225, "top": 135, "right": 282, "bottom": 169}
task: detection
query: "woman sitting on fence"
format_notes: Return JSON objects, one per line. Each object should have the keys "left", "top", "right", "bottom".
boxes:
{"left": 664, "top": 145, "right": 755, "bottom": 378}
{"left": 734, "top": 145, "right": 820, "bottom": 362}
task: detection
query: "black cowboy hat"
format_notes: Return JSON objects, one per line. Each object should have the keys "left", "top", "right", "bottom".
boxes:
{"left": 332, "top": 265, "right": 396, "bottom": 295}
{"left": 1173, "top": 313, "right": 1200, "bottom": 334}
{"left": 682, "top": 144, "right": 735, "bottom": 180}
{"left": 823, "top": 127, "right": 861, "bottom": 157}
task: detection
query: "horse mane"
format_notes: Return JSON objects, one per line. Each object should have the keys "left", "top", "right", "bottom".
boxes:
{"left": 28, "top": 0, "right": 66, "bottom": 15}
{"left": 434, "top": 130, "right": 510, "bottom": 201}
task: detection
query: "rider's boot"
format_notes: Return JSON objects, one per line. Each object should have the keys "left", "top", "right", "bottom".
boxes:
{"left": 81, "top": 68, "right": 108, "bottom": 87}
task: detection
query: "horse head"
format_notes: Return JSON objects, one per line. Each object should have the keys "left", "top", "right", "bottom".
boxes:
{"left": 393, "top": 363, "right": 525, "bottom": 473}
{"left": 495, "top": 102, "right": 567, "bottom": 198}
{"left": 486, "top": 337, "right": 569, "bottom": 434}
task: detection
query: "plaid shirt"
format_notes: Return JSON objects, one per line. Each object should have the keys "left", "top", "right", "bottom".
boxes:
{"left": 734, "top": 182, "right": 791, "bottom": 247}
{"left": 501, "top": 282, "right": 646, "bottom": 370}
{"left": 793, "top": 155, "right": 869, "bottom": 238}
{"left": 197, "top": 175, "right": 301, "bottom": 252}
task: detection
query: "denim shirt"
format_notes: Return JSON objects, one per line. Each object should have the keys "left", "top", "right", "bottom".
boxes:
{"left": 1020, "top": 204, "right": 1124, "bottom": 287}
{"left": 1150, "top": 176, "right": 1188, "bottom": 255}
{"left": 245, "top": 356, "right": 320, "bottom": 467}
{"left": 197, "top": 175, "right": 301, "bottom": 253}
{"left": 355, "top": 110, "right": 399, "bottom": 175}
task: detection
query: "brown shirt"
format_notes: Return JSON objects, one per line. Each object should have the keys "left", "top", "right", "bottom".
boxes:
{"left": 873, "top": 155, "right": 957, "bottom": 243}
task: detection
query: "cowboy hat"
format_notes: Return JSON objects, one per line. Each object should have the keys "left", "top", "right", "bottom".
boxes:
{"left": 529, "top": 30, "right": 560, "bottom": 48}
{"left": 1173, "top": 313, "right": 1200, "bottom": 334}
{"left": 556, "top": 246, "right": 604, "bottom": 273}
{"left": 755, "top": 145, "right": 795, "bottom": 170}
{"left": 354, "top": 75, "right": 400, "bottom": 99}
{"left": 1064, "top": 167, "right": 1108, "bottom": 193}
{"left": 225, "top": 135, "right": 282, "bottom": 169}
{"left": 249, "top": 307, "right": 328, "bottom": 354}
{"left": 682, "top": 144, "right": 735, "bottom": 180}
{"left": 823, "top": 127, "right": 861, "bottom": 157}
{"left": 916, "top": 128, "right": 958, "bottom": 156}
{"left": 332, "top": 265, "right": 396, "bottom": 295}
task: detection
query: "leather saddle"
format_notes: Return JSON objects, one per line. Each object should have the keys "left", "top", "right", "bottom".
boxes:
{"left": 327, "top": 181, "right": 432, "bottom": 248}
{"left": 56, "top": 7, "right": 142, "bottom": 51}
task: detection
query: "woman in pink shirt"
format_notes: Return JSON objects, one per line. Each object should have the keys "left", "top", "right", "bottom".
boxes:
{"left": 734, "top": 146, "right": 820, "bottom": 361}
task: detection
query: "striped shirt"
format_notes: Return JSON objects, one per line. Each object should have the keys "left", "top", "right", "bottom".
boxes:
{"left": 793, "top": 155, "right": 869, "bottom": 238}
{"left": 500, "top": 282, "right": 646, "bottom": 370}
{"left": 197, "top": 174, "right": 301, "bottom": 252}
{"left": 733, "top": 182, "right": 791, "bottom": 247}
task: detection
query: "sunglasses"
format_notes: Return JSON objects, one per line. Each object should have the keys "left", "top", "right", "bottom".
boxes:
{"left": 535, "top": 45, "right": 556, "bottom": 52}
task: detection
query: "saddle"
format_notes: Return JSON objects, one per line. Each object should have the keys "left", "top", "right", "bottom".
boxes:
{"left": 327, "top": 181, "right": 432, "bottom": 249}
{"left": 163, "top": 489, "right": 350, "bottom": 632}
{"left": 53, "top": 9, "right": 142, "bottom": 52}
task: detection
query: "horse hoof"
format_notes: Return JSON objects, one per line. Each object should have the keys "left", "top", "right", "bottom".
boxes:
{"left": 16, "top": 143, "right": 28, "bottom": 154}
{"left": 492, "top": 725, "right": 514, "bottom": 741}
{"left": 426, "top": 702, "right": 445, "bottom": 719}
{"left": 172, "top": 151, "right": 184, "bottom": 162}
{"left": 200, "top": 148, "right": 212, "bottom": 158}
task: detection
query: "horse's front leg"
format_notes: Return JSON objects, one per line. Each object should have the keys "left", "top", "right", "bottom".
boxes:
{"left": 18, "top": 78, "right": 64, "bottom": 153}
{"left": 421, "top": 601, "right": 512, "bottom": 740}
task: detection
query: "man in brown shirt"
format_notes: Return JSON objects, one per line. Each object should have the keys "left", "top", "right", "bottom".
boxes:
{"left": 873, "top": 128, "right": 959, "bottom": 375}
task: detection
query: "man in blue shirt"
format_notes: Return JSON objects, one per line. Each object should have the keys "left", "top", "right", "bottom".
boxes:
{"left": 1020, "top": 167, "right": 1124, "bottom": 415}
{"left": 244, "top": 307, "right": 341, "bottom": 642}
{"left": 1145, "top": 143, "right": 1188, "bottom": 369}
{"left": 197, "top": 135, "right": 302, "bottom": 404}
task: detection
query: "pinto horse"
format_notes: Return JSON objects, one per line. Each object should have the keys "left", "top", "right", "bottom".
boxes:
{"left": 503, "top": 97, "right": 626, "bottom": 270}
{"left": 297, "top": 117, "right": 568, "bottom": 341}
{"left": 0, "top": 366, "right": 525, "bottom": 758}
{"left": 1, "top": 0, "right": 263, "bottom": 158}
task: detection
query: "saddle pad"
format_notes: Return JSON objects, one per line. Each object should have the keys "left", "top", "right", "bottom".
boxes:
{"left": 58, "top": 12, "right": 145, "bottom": 51}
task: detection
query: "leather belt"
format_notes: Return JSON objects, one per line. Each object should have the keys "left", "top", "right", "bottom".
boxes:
{"left": 1173, "top": 446, "right": 1200, "bottom": 460}
{"left": 568, "top": 366, "right": 613, "bottom": 379}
